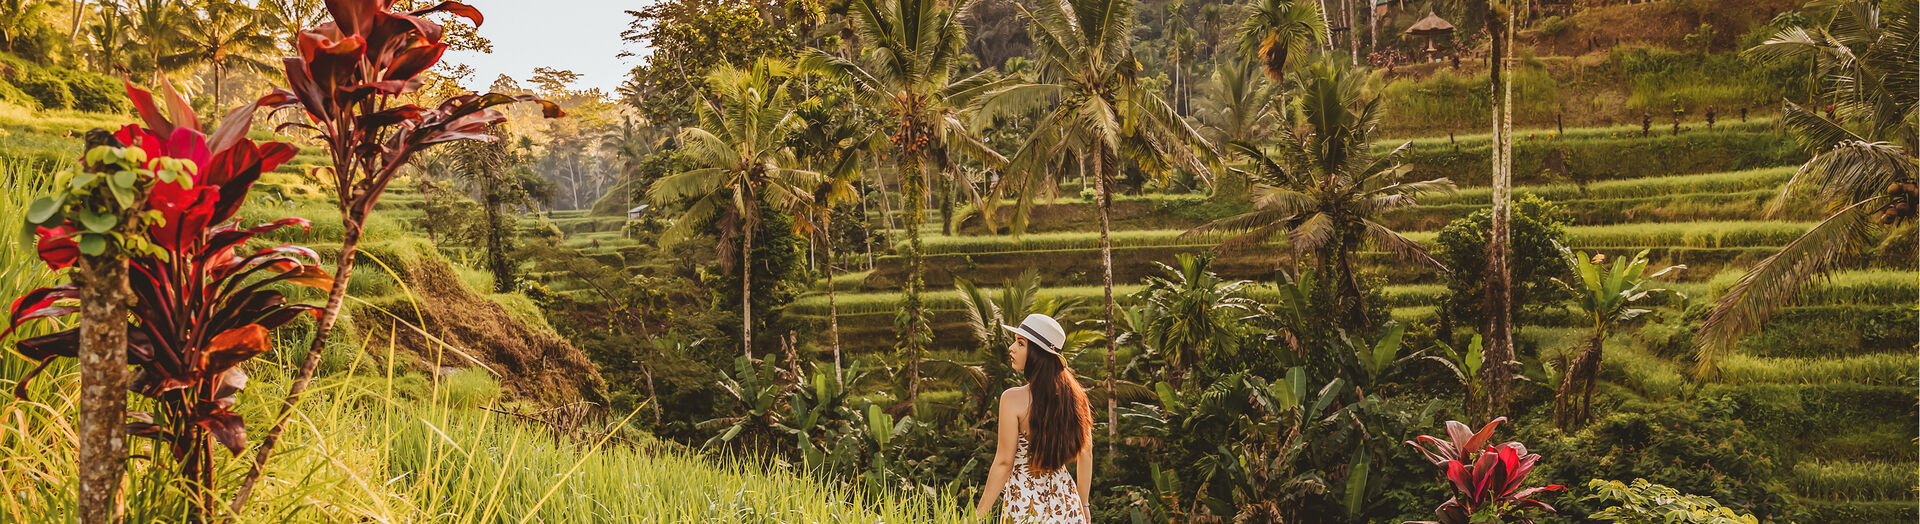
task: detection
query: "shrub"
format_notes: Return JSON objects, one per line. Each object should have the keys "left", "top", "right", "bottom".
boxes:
{"left": 1524, "top": 401, "right": 1793, "bottom": 521}
{"left": 1584, "top": 479, "right": 1759, "bottom": 524}
{"left": 1434, "top": 193, "right": 1574, "bottom": 335}
{"left": 0, "top": 77, "right": 35, "bottom": 109}
{"left": 14, "top": 71, "right": 71, "bottom": 110}
{"left": 55, "top": 69, "right": 125, "bottom": 113}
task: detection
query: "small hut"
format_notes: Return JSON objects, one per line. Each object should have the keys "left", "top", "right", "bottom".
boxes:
{"left": 1405, "top": 11, "right": 1456, "bottom": 62}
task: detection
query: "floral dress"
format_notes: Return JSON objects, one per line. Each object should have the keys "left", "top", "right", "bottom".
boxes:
{"left": 1001, "top": 433, "right": 1086, "bottom": 523}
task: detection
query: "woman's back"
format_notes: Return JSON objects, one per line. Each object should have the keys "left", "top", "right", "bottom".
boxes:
{"left": 975, "top": 314, "right": 1093, "bottom": 523}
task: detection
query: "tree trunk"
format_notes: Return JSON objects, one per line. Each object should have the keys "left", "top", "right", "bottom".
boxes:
{"left": 232, "top": 216, "right": 363, "bottom": 513}
{"left": 70, "top": 0, "right": 89, "bottom": 40}
{"left": 1480, "top": 4, "right": 1516, "bottom": 423}
{"left": 743, "top": 214, "right": 755, "bottom": 360}
{"left": 213, "top": 62, "right": 223, "bottom": 111}
{"left": 938, "top": 170, "right": 954, "bottom": 236}
{"left": 825, "top": 209, "right": 842, "bottom": 383}
{"left": 77, "top": 255, "right": 129, "bottom": 524}
{"left": 901, "top": 154, "right": 925, "bottom": 411}
{"left": 1096, "top": 141, "right": 1118, "bottom": 471}
{"left": 1347, "top": 0, "right": 1360, "bottom": 66}
{"left": 1368, "top": 0, "right": 1377, "bottom": 54}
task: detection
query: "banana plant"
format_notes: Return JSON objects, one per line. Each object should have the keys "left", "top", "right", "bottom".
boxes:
{"left": 1550, "top": 245, "right": 1684, "bottom": 429}
{"left": 700, "top": 356, "right": 788, "bottom": 453}
{"left": 1425, "top": 335, "right": 1488, "bottom": 422}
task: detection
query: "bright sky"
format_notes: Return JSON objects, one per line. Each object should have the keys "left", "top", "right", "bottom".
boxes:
{"left": 444, "top": 0, "right": 656, "bottom": 94}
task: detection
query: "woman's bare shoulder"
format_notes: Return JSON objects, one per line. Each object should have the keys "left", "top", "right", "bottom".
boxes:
{"left": 999, "top": 385, "right": 1030, "bottom": 403}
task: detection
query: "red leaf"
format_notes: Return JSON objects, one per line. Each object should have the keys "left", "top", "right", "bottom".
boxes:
{"left": 15, "top": 329, "right": 79, "bottom": 361}
{"left": 192, "top": 402, "right": 248, "bottom": 456}
{"left": 146, "top": 183, "right": 218, "bottom": 251}
{"left": 155, "top": 73, "right": 201, "bottom": 133}
{"left": 409, "top": 1, "right": 483, "bottom": 26}
{"left": 34, "top": 226, "right": 79, "bottom": 271}
{"left": 123, "top": 78, "right": 174, "bottom": 136}
{"left": 383, "top": 43, "right": 446, "bottom": 83}
{"left": 209, "top": 89, "right": 297, "bottom": 153}
{"left": 200, "top": 324, "right": 270, "bottom": 378}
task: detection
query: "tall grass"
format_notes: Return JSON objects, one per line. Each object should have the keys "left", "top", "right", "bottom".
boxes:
{"left": 1790, "top": 460, "right": 1914, "bottom": 501}
{"left": 1718, "top": 353, "right": 1916, "bottom": 386}
{"left": 1707, "top": 269, "right": 1920, "bottom": 306}
{"left": 789, "top": 283, "right": 1450, "bottom": 316}
{"left": 0, "top": 192, "right": 967, "bottom": 521}
{"left": 1418, "top": 167, "right": 1796, "bottom": 206}
{"left": 904, "top": 220, "right": 1808, "bottom": 257}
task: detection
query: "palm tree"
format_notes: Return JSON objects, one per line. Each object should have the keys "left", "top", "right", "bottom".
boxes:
{"left": 1135, "top": 253, "right": 1259, "bottom": 389}
{"left": 84, "top": 0, "right": 134, "bottom": 73}
{"left": 650, "top": 59, "right": 822, "bottom": 360}
{"left": 1696, "top": 0, "right": 1917, "bottom": 376}
{"left": 0, "top": 0, "right": 53, "bottom": 54}
{"left": 599, "top": 115, "right": 666, "bottom": 223}
{"left": 262, "top": 0, "right": 324, "bottom": 48}
{"left": 792, "top": 94, "right": 872, "bottom": 383}
{"left": 1238, "top": 0, "right": 1328, "bottom": 81}
{"left": 1192, "top": 55, "right": 1282, "bottom": 196}
{"left": 162, "top": 0, "right": 278, "bottom": 109}
{"left": 980, "top": 0, "right": 1217, "bottom": 466}
{"left": 801, "top": 0, "right": 1007, "bottom": 410}
{"left": 126, "top": 0, "right": 181, "bottom": 75}
{"left": 1551, "top": 247, "right": 1683, "bottom": 429}
{"left": 1189, "top": 60, "right": 1454, "bottom": 332}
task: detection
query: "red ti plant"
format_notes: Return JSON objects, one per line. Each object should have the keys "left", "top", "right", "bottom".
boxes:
{"left": 7, "top": 80, "right": 325, "bottom": 513}
{"left": 230, "top": 0, "right": 560, "bottom": 511}
{"left": 1404, "top": 417, "right": 1564, "bottom": 524}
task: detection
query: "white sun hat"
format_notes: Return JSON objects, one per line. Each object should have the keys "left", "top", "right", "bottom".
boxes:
{"left": 1002, "top": 313, "right": 1067, "bottom": 357}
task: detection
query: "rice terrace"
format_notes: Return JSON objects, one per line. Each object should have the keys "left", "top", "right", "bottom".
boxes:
{"left": 0, "top": 0, "right": 1913, "bottom": 522}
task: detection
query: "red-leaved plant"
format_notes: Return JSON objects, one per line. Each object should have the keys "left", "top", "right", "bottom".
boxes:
{"left": 229, "top": 0, "right": 561, "bottom": 511}
{"left": 6, "top": 80, "right": 326, "bottom": 513}
{"left": 1404, "top": 417, "right": 1563, "bottom": 524}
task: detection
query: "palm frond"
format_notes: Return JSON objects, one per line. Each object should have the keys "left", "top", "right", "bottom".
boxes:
{"left": 1693, "top": 196, "right": 1885, "bottom": 377}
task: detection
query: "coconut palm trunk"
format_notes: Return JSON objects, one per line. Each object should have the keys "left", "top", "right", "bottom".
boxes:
{"left": 1480, "top": 4, "right": 1516, "bottom": 422}
{"left": 1096, "top": 141, "right": 1119, "bottom": 468}
{"left": 76, "top": 255, "right": 130, "bottom": 524}
{"left": 901, "top": 152, "right": 925, "bottom": 409}
{"left": 824, "top": 208, "right": 842, "bottom": 382}
{"left": 743, "top": 207, "right": 756, "bottom": 360}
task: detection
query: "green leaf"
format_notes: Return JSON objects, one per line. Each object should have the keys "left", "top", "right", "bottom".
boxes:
{"left": 1371, "top": 322, "right": 1405, "bottom": 376}
{"left": 26, "top": 197, "right": 62, "bottom": 225}
{"left": 1343, "top": 449, "right": 1370, "bottom": 518}
{"left": 78, "top": 233, "right": 107, "bottom": 256}
{"left": 108, "top": 183, "right": 135, "bottom": 209}
{"left": 1465, "top": 335, "right": 1485, "bottom": 377}
{"left": 719, "top": 424, "right": 743, "bottom": 443}
{"left": 77, "top": 209, "right": 116, "bottom": 233}
{"left": 69, "top": 172, "right": 97, "bottom": 189}
{"left": 111, "top": 170, "right": 137, "bottom": 189}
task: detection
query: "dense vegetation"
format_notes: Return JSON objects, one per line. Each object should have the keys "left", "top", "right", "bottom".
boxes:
{"left": 0, "top": 0, "right": 1912, "bottom": 522}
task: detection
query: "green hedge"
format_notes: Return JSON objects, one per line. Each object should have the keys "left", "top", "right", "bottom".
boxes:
{"left": 15, "top": 71, "right": 72, "bottom": 110}
{"left": 1420, "top": 167, "right": 1795, "bottom": 206}
{"left": 1737, "top": 305, "right": 1919, "bottom": 358}
{"left": 1391, "top": 130, "right": 1805, "bottom": 187}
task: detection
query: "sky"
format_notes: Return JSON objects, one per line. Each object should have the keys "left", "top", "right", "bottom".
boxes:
{"left": 444, "top": 0, "right": 656, "bottom": 94}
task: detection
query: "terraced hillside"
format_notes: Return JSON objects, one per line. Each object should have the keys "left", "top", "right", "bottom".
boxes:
{"left": 785, "top": 123, "right": 1919, "bottom": 521}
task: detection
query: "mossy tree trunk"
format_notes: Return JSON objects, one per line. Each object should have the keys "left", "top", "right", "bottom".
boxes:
{"left": 1481, "top": 3, "right": 1517, "bottom": 423}
{"left": 76, "top": 255, "right": 130, "bottom": 524}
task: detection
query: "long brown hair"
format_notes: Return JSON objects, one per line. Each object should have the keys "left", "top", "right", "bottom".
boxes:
{"left": 1022, "top": 343, "right": 1090, "bottom": 473}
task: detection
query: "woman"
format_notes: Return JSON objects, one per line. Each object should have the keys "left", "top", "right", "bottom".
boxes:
{"left": 974, "top": 313, "right": 1093, "bottom": 523}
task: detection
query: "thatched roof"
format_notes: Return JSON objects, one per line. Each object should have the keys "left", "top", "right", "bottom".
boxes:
{"left": 1405, "top": 11, "right": 1456, "bottom": 36}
